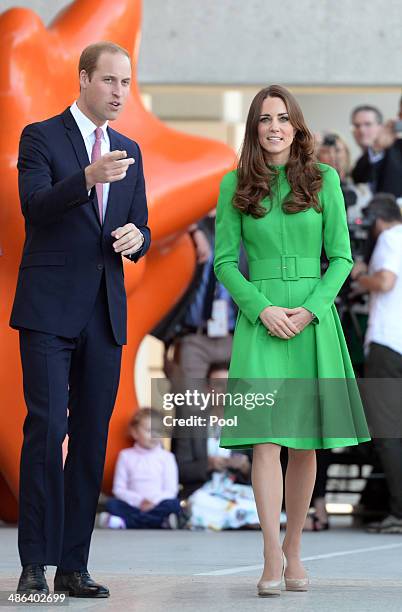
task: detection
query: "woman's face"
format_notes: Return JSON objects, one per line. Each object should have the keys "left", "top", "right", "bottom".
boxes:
{"left": 257, "top": 96, "right": 296, "bottom": 164}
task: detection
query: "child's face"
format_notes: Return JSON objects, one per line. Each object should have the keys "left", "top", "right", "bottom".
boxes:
{"left": 131, "top": 416, "right": 159, "bottom": 449}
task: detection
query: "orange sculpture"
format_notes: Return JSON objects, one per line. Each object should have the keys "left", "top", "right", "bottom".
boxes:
{"left": 0, "top": 0, "right": 235, "bottom": 521}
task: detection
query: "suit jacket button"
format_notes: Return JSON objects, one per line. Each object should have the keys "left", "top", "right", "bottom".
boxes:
{"left": 97, "top": 263, "right": 104, "bottom": 271}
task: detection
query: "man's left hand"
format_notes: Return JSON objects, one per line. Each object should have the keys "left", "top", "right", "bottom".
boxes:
{"left": 111, "top": 223, "right": 144, "bottom": 256}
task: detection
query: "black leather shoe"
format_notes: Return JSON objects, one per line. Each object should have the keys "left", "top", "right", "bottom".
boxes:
{"left": 17, "top": 564, "right": 49, "bottom": 594}
{"left": 54, "top": 570, "right": 110, "bottom": 598}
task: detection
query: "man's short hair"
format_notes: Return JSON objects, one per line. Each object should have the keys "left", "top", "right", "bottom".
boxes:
{"left": 363, "top": 193, "right": 402, "bottom": 222}
{"left": 78, "top": 41, "right": 131, "bottom": 80}
{"left": 351, "top": 105, "right": 383, "bottom": 125}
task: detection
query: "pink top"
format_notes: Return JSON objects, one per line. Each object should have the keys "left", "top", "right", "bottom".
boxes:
{"left": 112, "top": 442, "right": 179, "bottom": 508}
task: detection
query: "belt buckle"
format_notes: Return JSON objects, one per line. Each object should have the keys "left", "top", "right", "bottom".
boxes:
{"left": 281, "top": 254, "right": 299, "bottom": 280}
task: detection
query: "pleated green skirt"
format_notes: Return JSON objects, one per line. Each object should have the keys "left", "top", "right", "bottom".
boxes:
{"left": 219, "top": 279, "right": 372, "bottom": 450}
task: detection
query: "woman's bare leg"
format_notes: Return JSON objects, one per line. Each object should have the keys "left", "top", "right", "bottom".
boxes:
{"left": 251, "top": 442, "right": 284, "bottom": 582}
{"left": 282, "top": 448, "right": 317, "bottom": 578}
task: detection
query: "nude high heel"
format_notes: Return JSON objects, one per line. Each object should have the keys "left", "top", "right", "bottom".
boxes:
{"left": 283, "top": 553, "right": 309, "bottom": 591}
{"left": 257, "top": 550, "right": 286, "bottom": 597}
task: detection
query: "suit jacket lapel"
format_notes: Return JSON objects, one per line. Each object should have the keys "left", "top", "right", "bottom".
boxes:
{"left": 62, "top": 108, "right": 101, "bottom": 226}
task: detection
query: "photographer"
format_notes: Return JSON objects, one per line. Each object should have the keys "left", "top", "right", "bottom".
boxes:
{"left": 351, "top": 104, "right": 402, "bottom": 199}
{"left": 351, "top": 193, "right": 402, "bottom": 534}
{"left": 318, "top": 132, "right": 371, "bottom": 222}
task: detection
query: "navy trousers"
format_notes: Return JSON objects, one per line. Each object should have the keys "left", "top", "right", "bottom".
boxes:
{"left": 106, "top": 497, "right": 182, "bottom": 528}
{"left": 18, "top": 275, "right": 122, "bottom": 570}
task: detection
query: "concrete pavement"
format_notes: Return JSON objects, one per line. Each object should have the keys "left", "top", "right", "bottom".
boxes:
{"left": 1, "top": 518, "right": 401, "bottom": 611}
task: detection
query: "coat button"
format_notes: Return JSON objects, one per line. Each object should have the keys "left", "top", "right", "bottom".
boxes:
{"left": 97, "top": 263, "right": 104, "bottom": 271}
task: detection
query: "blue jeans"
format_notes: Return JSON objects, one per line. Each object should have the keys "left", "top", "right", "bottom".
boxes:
{"left": 106, "top": 497, "right": 182, "bottom": 528}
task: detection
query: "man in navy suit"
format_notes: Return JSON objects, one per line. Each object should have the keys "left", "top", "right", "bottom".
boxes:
{"left": 10, "top": 41, "right": 151, "bottom": 597}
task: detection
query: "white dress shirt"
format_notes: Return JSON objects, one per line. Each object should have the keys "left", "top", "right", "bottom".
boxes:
{"left": 70, "top": 101, "right": 110, "bottom": 222}
{"left": 364, "top": 224, "right": 402, "bottom": 356}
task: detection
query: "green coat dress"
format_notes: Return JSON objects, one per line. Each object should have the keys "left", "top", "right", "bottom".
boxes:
{"left": 213, "top": 163, "right": 371, "bottom": 450}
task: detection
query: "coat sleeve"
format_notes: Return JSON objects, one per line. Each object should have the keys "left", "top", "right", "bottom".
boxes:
{"left": 124, "top": 144, "right": 151, "bottom": 263}
{"left": 301, "top": 166, "right": 354, "bottom": 324}
{"left": 18, "top": 123, "right": 95, "bottom": 227}
{"left": 214, "top": 171, "right": 273, "bottom": 325}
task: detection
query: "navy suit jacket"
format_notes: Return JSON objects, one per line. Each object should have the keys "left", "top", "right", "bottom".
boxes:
{"left": 9, "top": 107, "right": 151, "bottom": 345}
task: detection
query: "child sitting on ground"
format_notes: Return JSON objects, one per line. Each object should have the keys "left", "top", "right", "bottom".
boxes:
{"left": 99, "top": 407, "right": 182, "bottom": 529}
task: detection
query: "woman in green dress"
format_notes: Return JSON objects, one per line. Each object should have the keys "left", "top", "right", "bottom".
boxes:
{"left": 213, "top": 85, "right": 371, "bottom": 596}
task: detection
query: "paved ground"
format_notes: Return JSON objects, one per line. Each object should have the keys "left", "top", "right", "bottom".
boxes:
{"left": 1, "top": 518, "right": 402, "bottom": 611}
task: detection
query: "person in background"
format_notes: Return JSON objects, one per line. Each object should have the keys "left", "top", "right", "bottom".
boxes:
{"left": 152, "top": 210, "right": 250, "bottom": 385}
{"left": 351, "top": 105, "right": 384, "bottom": 187}
{"left": 98, "top": 408, "right": 183, "bottom": 529}
{"left": 172, "top": 362, "right": 252, "bottom": 499}
{"left": 351, "top": 104, "right": 402, "bottom": 199}
{"left": 150, "top": 220, "right": 211, "bottom": 382}
{"left": 169, "top": 213, "right": 238, "bottom": 381}
{"left": 206, "top": 363, "right": 252, "bottom": 482}
{"left": 318, "top": 132, "right": 371, "bottom": 222}
{"left": 351, "top": 193, "right": 402, "bottom": 534}
{"left": 183, "top": 363, "right": 259, "bottom": 530}
{"left": 153, "top": 215, "right": 246, "bottom": 485}
{"left": 318, "top": 132, "right": 351, "bottom": 182}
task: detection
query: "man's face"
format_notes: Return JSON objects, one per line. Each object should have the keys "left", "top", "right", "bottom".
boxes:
{"left": 352, "top": 110, "right": 382, "bottom": 149}
{"left": 79, "top": 51, "right": 132, "bottom": 124}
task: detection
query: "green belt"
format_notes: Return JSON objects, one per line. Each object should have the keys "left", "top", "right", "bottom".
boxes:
{"left": 249, "top": 255, "right": 321, "bottom": 281}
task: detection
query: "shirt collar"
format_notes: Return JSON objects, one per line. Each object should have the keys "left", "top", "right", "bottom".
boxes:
{"left": 70, "top": 100, "right": 108, "bottom": 141}
{"left": 132, "top": 442, "right": 162, "bottom": 454}
{"left": 367, "top": 147, "right": 385, "bottom": 164}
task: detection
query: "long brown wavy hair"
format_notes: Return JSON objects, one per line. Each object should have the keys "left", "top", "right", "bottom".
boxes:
{"left": 233, "top": 85, "right": 323, "bottom": 218}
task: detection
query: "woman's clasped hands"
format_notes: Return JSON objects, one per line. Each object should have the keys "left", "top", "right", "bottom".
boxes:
{"left": 259, "top": 305, "right": 315, "bottom": 339}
